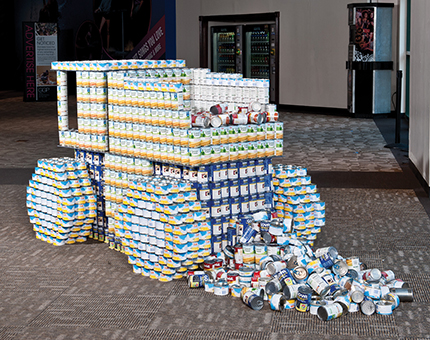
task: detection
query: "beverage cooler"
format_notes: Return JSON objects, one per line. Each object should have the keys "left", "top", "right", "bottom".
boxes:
{"left": 211, "top": 26, "right": 236, "bottom": 74}
{"left": 210, "top": 23, "right": 278, "bottom": 103}
{"left": 243, "top": 25, "right": 270, "bottom": 79}
{"left": 201, "top": 12, "right": 280, "bottom": 104}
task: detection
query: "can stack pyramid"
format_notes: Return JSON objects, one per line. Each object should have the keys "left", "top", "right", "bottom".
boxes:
{"left": 26, "top": 157, "right": 96, "bottom": 245}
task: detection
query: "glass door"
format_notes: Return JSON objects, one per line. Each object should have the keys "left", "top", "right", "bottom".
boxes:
{"left": 245, "top": 25, "right": 270, "bottom": 79}
{"left": 211, "top": 27, "right": 236, "bottom": 73}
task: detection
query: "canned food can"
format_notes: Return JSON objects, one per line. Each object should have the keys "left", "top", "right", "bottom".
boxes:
{"left": 241, "top": 290, "right": 264, "bottom": 310}
{"left": 295, "top": 286, "right": 313, "bottom": 312}
{"left": 307, "top": 272, "right": 329, "bottom": 296}
{"left": 269, "top": 293, "right": 288, "bottom": 312}
{"left": 309, "top": 298, "right": 327, "bottom": 315}
{"left": 375, "top": 300, "right": 394, "bottom": 315}
{"left": 360, "top": 298, "right": 376, "bottom": 315}
{"left": 191, "top": 114, "right": 210, "bottom": 128}
{"left": 188, "top": 274, "right": 205, "bottom": 288}
{"left": 317, "top": 302, "right": 344, "bottom": 321}
{"left": 214, "top": 281, "right": 229, "bottom": 296}
{"left": 283, "top": 284, "right": 303, "bottom": 300}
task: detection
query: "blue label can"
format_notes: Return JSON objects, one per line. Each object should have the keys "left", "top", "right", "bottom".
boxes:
{"left": 239, "top": 161, "right": 249, "bottom": 178}
{"left": 256, "top": 176, "right": 265, "bottom": 193}
{"left": 319, "top": 253, "right": 335, "bottom": 269}
{"left": 264, "top": 174, "right": 273, "bottom": 192}
{"left": 247, "top": 160, "right": 256, "bottom": 178}
{"left": 230, "top": 197, "right": 241, "bottom": 215}
{"left": 211, "top": 218, "right": 222, "bottom": 236}
{"left": 249, "top": 194, "right": 258, "bottom": 212}
{"left": 210, "top": 200, "right": 222, "bottom": 218}
{"left": 227, "top": 227, "right": 237, "bottom": 246}
{"left": 240, "top": 196, "right": 250, "bottom": 214}
{"left": 228, "top": 162, "right": 239, "bottom": 179}
{"left": 295, "top": 286, "right": 313, "bottom": 312}
{"left": 211, "top": 235, "right": 222, "bottom": 253}
{"left": 264, "top": 158, "right": 273, "bottom": 174}
{"left": 197, "top": 183, "right": 211, "bottom": 201}
{"left": 249, "top": 177, "right": 257, "bottom": 195}
{"left": 211, "top": 182, "right": 222, "bottom": 200}
{"left": 197, "top": 165, "right": 210, "bottom": 183}
{"left": 240, "top": 224, "right": 258, "bottom": 244}
{"left": 221, "top": 182, "right": 229, "bottom": 198}
{"left": 229, "top": 180, "right": 240, "bottom": 197}
{"left": 212, "top": 164, "right": 222, "bottom": 182}
{"left": 221, "top": 217, "right": 229, "bottom": 234}
{"left": 255, "top": 159, "right": 265, "bottom": 176}
{"left": 221, "top": 199, "right": 230, "bottom": 216}
{"left": 239, "top": 178, "right": 249, "bottom": 196}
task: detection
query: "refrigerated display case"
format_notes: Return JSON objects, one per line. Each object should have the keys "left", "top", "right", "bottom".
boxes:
{"left": 211, "top": 26, "right": 236, "bottom": 73}
{"left": 200, "top": 12, "right": 280, "bottom": 104}
{"left": 244, "top": 25, "right": 270, "bottom": 79}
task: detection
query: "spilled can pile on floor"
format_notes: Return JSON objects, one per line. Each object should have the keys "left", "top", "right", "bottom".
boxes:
{"left": 188, "top": 242, "right": 413, "bottom": 321}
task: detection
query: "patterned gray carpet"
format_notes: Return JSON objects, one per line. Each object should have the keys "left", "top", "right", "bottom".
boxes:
{"left": 0, "top": 94, "right": 429, "bottom": 339}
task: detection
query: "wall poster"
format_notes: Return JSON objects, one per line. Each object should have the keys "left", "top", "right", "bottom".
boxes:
{"left": 23, "top": 22, "right": 58, "bottom": 101}
{"left": 354, "top": 8, "right": 374, "bottom": 62}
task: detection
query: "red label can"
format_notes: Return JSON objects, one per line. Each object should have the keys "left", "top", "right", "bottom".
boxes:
{"left": 231, "top": 113, "right": 248, "bottom": 125}
{"left": 214, "top": 259, "right": 224, "bottom": 269}
{"left": 265, "top": 111, "right": 279, "bottom": 122}
{"left": 203, "top": 259, "right": 216, "bottom": 271}
{"left": 248, "top": 112, "right": 265, "bottom": 124}
{"left": 191, "top": 113, "right": 210, "bottom": 128}
{"left": 227, "top": 272, "right": 240, "bottom": 285}
{"left": 234, "top": 244, "right": 243, "bottom": 264}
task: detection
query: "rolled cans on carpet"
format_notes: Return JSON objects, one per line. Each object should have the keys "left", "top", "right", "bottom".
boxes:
{"left": 187, "top": 238, "right": 412, "bottom": 320}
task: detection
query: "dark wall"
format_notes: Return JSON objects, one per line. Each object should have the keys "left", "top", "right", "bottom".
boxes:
{"left": 0, "top": 1, "right": 17, "bottom": 90}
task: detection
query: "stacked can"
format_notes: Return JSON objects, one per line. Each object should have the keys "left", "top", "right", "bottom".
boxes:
{"left": 51, "top": 59, "right": 186, "bottom": 72}
{"left": 190, "top": 70, "right": 270, "bottom": 111}
{"left": 187, "top": 240, "right": 413, "bottom": 318}
{"left": 57, "top": 71, "right": 68, "bottom": 134}
{"left": 74, "top": 149, "right": 108, "bottom": 242}
{"left": 272, "top": 164, "right": 325, "bottom": 246}
{"left": 26, "top": 157, "right": 96, "bottom": 245}
{"left": 103, "top": 153, "right": 154, "bottom": 218}
{"left": 105, "top": 68, "right": 283, "bottom": 167}
{"left": 114, "top": 175, "right": 211, "bottom": 281}
{"left": 151, "top": 159, "right": 274, "bottom": 252}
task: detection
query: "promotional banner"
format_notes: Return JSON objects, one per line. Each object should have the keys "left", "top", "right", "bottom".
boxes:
{"left": 129, "top": 16, "right": 166, "bottom": 60}
{"left": 353, "top": 8, "right": 374, "bottom": 62}
{"left": 23, "top": 22, "right": 58, "bottom": 101}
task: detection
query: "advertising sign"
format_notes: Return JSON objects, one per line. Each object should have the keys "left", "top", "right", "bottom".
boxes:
{"left": 353, "top": 8, "right": 374, "bottom": 62}
{"left": 23, "top": 22, "right": 58, "bottom": 101}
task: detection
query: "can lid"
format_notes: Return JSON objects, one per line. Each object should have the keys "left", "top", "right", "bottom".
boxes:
{"left": 250, "top": 294, "right": 264, "bottom": 310}
{"left": 249, "top": 101, "right": 262, "bottom": 112}
{"left": 351, "top": 290, "right": 365, "bottom": 303}
{"left": 265, "top": 280, "right": 281, "bottom": 295}
{"left": 360, "top": 299, "right": 376, "bottom": 315}
{"left": 292, "top": 266, "right": 308, "bottom": 281}
{"left": 210, "top": 116, "right": 222, "bottom": 128}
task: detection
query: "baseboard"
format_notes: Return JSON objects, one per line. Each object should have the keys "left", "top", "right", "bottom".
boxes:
{"left": 408, "top": 160, "right": 430, "bottom": 197}
{"left": 277, "top": 104, "right": 397, "bottom": 119}
{"left": 278, "top": 104, "right": 350, "bottom": 117}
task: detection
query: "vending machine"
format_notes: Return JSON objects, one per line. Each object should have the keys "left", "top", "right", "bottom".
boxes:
{"left": 210, "top": 22, "right": 278, "bottom": 103}
{"left": 211, "top": 26, "right": 237, "bottom": 74}
{"left": 243, "top": 24, "right": 270, "bottom": 79}
{"left": 202, "top": 12, "right": 279, "bottom": 103}
{"left": 346, "top": 3, "right": 394, "bottom": 116}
